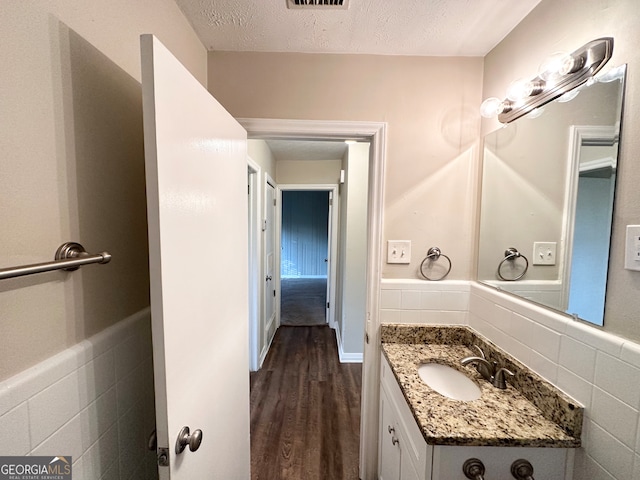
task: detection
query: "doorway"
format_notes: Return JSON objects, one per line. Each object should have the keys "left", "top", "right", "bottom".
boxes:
{"left": 279, "top": 186, "right": 339, "bottom": 329}
{"left": 240, "top": 118, "right": 386, "bottom": 479}
{"left": 280, "top": 190, "right": 330, "bottom": 326}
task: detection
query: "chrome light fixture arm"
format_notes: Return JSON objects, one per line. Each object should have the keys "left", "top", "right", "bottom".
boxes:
{"left": 481, "top": 37, "right": 614, "bottom": 123}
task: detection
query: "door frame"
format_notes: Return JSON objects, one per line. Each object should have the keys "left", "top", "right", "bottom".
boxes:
{"left": 278, "top": 184, "right": 339, "bottom": 328}
{"left": 561, "top": 125, "right": 617, "bottom": 310}
{"left": 247, "top": 157, "right": 262, "bottom": 372}
{"left": 263, "top": 174, "right": 278, "bottom": 364}
{"left": 238, "top": 118, "right": 386, "bottom": 480}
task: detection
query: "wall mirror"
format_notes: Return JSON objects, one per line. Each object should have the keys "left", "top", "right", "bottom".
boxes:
{"left": 477, "top": 64, "right": 626, "bottom": 326}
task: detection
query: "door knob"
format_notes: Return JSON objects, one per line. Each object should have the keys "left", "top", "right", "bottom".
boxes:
{"left": 266, "top": 275, "right": 272, "bottom": 281}
{"left": 148, "top": 429, "right": 157, "bottom": 451}
{"left": 175, "top": 426, "right": 203, "bottom": 454}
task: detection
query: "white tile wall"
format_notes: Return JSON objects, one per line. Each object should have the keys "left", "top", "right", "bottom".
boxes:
{"left": 0, "top": 308, "right": 157, "bottom": 480}
{"left": 380, "top": 279, "right": 470, "bottom": 325}
{"left": 381, "top": 279, "right": 640, "bottom": 480}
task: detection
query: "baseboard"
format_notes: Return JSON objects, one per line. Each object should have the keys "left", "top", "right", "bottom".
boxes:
{"left": 334, "top": 323, "right": 363, "bottom": 363}
{"left": 259, "top": 320, "right": 277, "bottom": 369}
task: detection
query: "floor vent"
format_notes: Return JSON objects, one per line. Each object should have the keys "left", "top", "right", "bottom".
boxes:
{"left": 287, "top": 0, "right": 349, "bottom": 9}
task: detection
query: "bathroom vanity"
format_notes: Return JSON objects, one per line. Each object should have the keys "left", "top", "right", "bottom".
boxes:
{"left": 379, "top": 324, "right": 582, "bottom": 480}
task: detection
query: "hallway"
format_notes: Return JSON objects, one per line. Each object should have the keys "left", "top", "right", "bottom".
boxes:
{"left": 280, "top": 278, "right": 327, "bottom": 326}
{"left": 250, "top": 326, "right": 362, "bottom": 480}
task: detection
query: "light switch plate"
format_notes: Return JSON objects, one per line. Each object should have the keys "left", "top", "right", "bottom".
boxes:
{"left": 533, "top": 242, "right": 557, "bottom": 265}
{"left": 624, "top": 225, "right": 640, "bottom": 271}
{"left": 387, "top": 240, "right": 411, "bottom": 264}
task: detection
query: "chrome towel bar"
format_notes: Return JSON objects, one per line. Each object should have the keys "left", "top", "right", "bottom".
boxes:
{"left": 0, "top": 242, "right": 111, "bottom": 280}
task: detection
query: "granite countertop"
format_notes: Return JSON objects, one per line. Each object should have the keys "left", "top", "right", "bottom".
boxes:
{"left": 381, "top": 324, "right": 583, "bottom": 448}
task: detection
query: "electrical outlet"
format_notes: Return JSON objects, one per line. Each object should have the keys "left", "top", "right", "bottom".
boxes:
{"left": 533, "top": 242, "right": 556, "bottom": 265}
{"left": 624, "top": 225, "right": 640, "bottom": 271}
{"left": 387, "top": 240, "right": 411, "bottom": 264}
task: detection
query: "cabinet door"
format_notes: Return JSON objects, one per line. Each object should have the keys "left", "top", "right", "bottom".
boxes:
{"left": 400, "top": 447, "right": 420, "bottom": 480}
{"left": 379, "top": 388, "right": 401, "bottom": 480}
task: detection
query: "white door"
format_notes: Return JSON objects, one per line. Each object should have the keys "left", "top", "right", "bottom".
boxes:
{"left": 325, "top": 190, "right": 333, "bottom": 324}
{"left": 264, "top": 179, "right": 276, "bottom": 339}
{"left": 140, "top": 34, "right": 250, "bottom": 479}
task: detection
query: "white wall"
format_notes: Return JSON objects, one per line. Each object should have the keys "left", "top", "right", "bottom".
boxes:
{"left": 248, "top": 139, "right": 277, "bottom": 180}
{"left": 336, "top": 143, "right": 370, "bottom": 360}
{"left": 382, "top": 279, "right": 640, "bottom": 480}
{"left": 247, "top": 140, "right": 277, "bottom": 366}
{"left": 208, "top": 52, "right": 484, "bottom": 281}
{"left": 277, "top": 159, "right": 342, "bottom": 184}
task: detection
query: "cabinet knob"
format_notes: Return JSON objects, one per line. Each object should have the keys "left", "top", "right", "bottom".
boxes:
{"left": 391, "top": 436, "right": 399, "bottom": 446}
{"left": 387, "top": 425, "right": 395, "bottom": 434}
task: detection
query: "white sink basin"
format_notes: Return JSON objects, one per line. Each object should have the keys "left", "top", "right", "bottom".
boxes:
{"left": 417, "top": 363, "right": 481, "bottom": 401}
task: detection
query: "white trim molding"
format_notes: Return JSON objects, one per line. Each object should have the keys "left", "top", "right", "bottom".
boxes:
{"left": 335, "top": 324, "right": 364, "bottom": 363}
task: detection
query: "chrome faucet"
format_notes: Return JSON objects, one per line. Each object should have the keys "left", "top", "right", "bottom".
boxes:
{"left": 461, "top": 345, "right": 514, "bottom": 389}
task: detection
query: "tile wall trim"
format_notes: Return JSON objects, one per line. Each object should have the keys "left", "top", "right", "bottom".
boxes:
{"left": 0, "top": 308, "right": 157, "bottom": 480}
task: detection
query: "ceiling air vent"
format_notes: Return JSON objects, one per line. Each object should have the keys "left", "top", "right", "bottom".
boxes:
{"left": 287, "top": 0, "right": 349, "bottom": 10}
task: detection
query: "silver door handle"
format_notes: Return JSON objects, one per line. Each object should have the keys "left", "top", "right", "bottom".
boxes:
{"left": 148, "top": 429, "right": 157, "bottom": 451}
{"left": 175, "top": 426, "right": 203, "bottom": 454}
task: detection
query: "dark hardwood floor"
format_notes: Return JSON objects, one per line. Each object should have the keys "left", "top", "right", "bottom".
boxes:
{"left": 250, "top": 326, "right": 362, "bottom": 480}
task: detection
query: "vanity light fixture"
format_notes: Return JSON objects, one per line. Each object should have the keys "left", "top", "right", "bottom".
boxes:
{"left": 481, "top": 37, "right": 613, "bottom": 123}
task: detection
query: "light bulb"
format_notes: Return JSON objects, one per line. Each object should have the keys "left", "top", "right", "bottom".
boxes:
{"left": 538, "top": 52, "right": 571, "bottom": 83}
{"left": 480, "top": 97, "right": 502, "bottom": 118}
{"left": 506, "top": 79, "right": 545, "bottom": 102}
{"left": 558, "top": 54, "right": 585, "bottom": 75}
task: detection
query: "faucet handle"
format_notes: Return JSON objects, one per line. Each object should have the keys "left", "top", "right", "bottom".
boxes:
{"left": 472, "top": 345, "right": 486, "bottom": 359}
{"left": 492, "top": 368, "right": 515, "bottom": 389}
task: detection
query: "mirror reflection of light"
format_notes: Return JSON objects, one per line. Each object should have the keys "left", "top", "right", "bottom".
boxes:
{"left": 597, "top": 64, "right": 626, "bottom": 83}
{"left": 556, "top": 89, "right": 580, "bottom": 103}
{"left": 525, "top": 107, "right": 545, "bottom": 119}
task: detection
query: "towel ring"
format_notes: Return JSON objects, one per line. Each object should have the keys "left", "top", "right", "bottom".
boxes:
{"left": 419, "top": 247, "right": 452, "bottom": 281}
{"left": 497, "top": 247, "right": 529, "bottom": 281}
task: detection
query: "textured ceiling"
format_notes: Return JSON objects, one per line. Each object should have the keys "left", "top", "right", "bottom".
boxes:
{"left": 265, "top": 139, "right": 348, "bottom": 161}
{"left": 175, "top": 0, "right": 541, "bottom": 56}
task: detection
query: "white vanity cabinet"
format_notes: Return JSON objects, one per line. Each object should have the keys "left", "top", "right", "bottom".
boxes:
{"left": 379, "top": 354, "right": 432, "bottom": 480}
{"left": 379, "top": 354, "right": 574, "bottom": 480}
